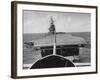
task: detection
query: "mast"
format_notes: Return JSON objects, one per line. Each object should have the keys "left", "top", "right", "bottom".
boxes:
{"left": 53, "top": 28, "right": 56, "bottom": 55}
{"left": 48, "top": 16, "right": 56, "bottom": 55}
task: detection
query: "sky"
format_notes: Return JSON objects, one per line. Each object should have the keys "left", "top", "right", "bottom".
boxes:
{"left": 23, "top": 10, "right": 91, "bottom": 33}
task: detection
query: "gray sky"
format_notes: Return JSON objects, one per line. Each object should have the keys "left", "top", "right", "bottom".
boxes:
{"left": 23, "top": 10, "right": 91, "bottom": 33}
